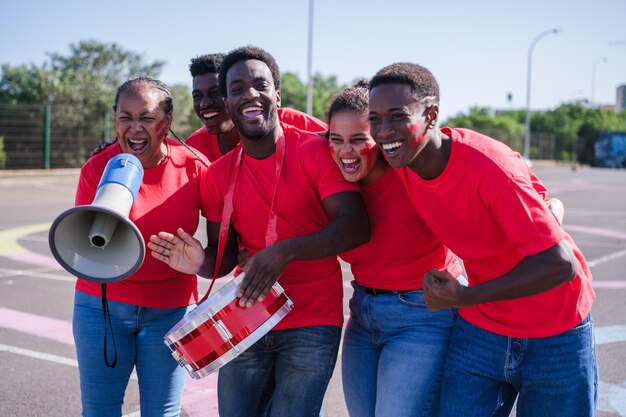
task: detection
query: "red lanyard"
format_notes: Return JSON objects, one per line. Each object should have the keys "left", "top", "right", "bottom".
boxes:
{"left": 199, "top": 131, "right": 286, "bottom": 303}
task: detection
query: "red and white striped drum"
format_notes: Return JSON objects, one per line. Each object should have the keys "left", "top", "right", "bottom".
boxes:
{"left": 164, "top": 273, "right": 294, "bottom": 379}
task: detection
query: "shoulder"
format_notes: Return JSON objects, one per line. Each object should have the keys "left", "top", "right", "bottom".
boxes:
{"left": 278, "top": 107, "right": 328, "bottom": 132}
{"left": 166, "top": 139, "right": 210, "bottom": 172}
{"left": 447, "top": 127, "right": 528, "bottom": 180}
{"left": 186, "top": 127, "right": 210, "bottom": 141}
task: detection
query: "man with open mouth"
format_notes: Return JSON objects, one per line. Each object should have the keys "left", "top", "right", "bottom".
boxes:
{"left": 149, "top": 46, "right": 370, "bottom": 417}
{"left": 368, "top": 62, "right": 596, "bottom": 417}
{"left": 185, "top": 53, "right": 327, "bottom": 163}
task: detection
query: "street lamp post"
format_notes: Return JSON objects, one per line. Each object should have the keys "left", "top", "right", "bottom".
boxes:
{"left": 590, "top": 57, "right": 608, "bottom": 107}
{"left": 306, "top": 0, "right": 314, "bottom": 115}
{"left": 523, "top": 28, "right": 561, "bottom": 160}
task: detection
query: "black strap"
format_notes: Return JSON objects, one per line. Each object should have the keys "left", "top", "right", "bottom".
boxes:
{"left": 101, "top": 283, "right": 118, "bottom": 368}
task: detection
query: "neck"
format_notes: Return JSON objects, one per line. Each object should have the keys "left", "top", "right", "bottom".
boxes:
{"left": 360, "top": 154, "right": 389, "bottom": 185}
{"left": 407, "top": 130, "right": 450, "bottom": 180}
{"left": 242, "top": 125, "right": 281, "bottom": 160}
{"left": 217, "top": 126, "right": 241, "bottom": 155}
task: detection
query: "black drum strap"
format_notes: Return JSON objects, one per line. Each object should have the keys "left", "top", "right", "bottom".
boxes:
{"left": 101, "top": 283, "right": 118, "bottom": 368}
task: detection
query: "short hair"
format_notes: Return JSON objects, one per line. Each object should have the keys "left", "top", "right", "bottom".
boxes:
{"left": 369, "top": 63, "right": 440, "bottom": 105}
{"left": 189, "top": 53, "right": 225, "bottom": 78}
{"left": 113, "top": 76, "right": 173, "bottom": 114}
{"left": 219, "top": 46, "right": 281, "bottom": 96}
{"left": 327, "top": 79, "right": 370, "bottom": 123}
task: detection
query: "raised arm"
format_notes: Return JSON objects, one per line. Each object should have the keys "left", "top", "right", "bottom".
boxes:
{"left": 237, "top": 190, "right": 370, "bottom": 307}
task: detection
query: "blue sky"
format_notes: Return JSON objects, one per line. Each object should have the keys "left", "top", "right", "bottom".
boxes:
{"left": 1, "top": 0, "right": 624, "bottom": 120}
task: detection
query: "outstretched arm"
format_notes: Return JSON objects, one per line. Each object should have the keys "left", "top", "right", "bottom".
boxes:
{"left": 148, "top": 220, "right": 238, "bottom": 278}
{"left": 237, "top": 190, "right": 369, "bottom": 307}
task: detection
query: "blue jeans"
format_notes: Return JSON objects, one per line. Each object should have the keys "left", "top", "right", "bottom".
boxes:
{"left": 72, "top": 290, "right": 193, "bottom": 417}
{"left": 439, "top": 314, "right": 598, "bottom": 417}
{"left": 341, "top": 282, "right": 456, "bottom": 417}
{"left": 217, "top": 325, "right": 342, "bottom": 417}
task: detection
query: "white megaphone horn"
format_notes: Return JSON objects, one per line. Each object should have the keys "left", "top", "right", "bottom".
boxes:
{"left": 49, "top": 153, "right": 145, "bottom": 283}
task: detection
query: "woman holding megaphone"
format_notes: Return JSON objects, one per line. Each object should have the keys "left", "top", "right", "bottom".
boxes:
{"left": 68, "top": 77, "right": 210, "bottom": 417}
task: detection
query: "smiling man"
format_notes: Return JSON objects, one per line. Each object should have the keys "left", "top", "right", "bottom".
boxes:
{"left": 185, "top": 53, "right": 327, "bottom": 162}
{"left": 367, "top": 62, "right": 597, "bottom": 417}
{"left": 149, "top": 46, "right": 370, "bottom": 417}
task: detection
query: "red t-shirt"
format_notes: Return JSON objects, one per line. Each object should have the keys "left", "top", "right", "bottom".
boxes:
{"left": 201, "top": 123, "right": 359, "bottom": 330}
{"left": 186, "top": 107, "right": 327, "bottom": 162}
{"left": 340, "top": 168, "right": 461, "bottom": 290}
{"left": 75, "top": 140, "right": 208, "bottom": 308}
{"left": 397, "top": 127, "right": 595, "bottom": 338}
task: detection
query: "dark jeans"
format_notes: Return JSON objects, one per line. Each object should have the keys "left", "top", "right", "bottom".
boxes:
{"left": 217, "top": 325, "right": 342, "bottom": 417}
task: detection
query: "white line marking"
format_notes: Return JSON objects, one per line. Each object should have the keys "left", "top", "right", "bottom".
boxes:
{"left": 0, "top": 343, "right": 77, "bottom": 367}
{"left": 587, "top": 249, "right": 626, "bottom": 268}
{"left": 595, "top": 325, "right": 626, "bottom": 345}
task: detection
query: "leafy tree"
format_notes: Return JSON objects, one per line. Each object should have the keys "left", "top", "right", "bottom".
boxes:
{"left": 280, "top": 72, "right": 307, "bottom": 111}
{"left": 170, "top": 83, "right": 201, "bottom": 140}
{"left": 279, "top": 71, "right": 346, "bottom": 122}
{"left": 0, "top": 40, "right": 167, "bottom": 168}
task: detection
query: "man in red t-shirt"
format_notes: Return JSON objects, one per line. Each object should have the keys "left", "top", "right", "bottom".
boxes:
{"left": 368, "top": 63, "right": 596, "bottom": 417}
{"left": 149, "top": 46, "right": 369, "bottom": 417}
{"left": 186, "top": 53, "right": 327, "bottom": 162}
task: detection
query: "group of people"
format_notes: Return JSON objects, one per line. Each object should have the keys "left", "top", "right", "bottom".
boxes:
{"left": 71, "top": 45, "right": 597, "bottom": 417}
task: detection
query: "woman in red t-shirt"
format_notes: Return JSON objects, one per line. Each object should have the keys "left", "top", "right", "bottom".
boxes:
{"left": 327, "top": 80, "right": 461, "bottom": 417}
{"left": 72, "top": 77, "right": 208, "bottom": 417}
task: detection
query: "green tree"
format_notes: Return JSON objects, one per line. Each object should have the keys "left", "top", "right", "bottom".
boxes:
{"left": 279, "top": 72, "right": 346, "bottom": 122}
{"left": 0, "top": 40, "right": 167, "bottom": 168}
{"left": 170, "top": 83, "right": 202, "bottom": 140}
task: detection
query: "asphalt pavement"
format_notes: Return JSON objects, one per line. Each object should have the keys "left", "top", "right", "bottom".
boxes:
{"left": 1, "top": 164, "right": 625, "bottom": 416}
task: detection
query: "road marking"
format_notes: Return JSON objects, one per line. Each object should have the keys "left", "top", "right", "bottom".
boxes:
{"left": 0, "top": 343, "right": 77, "bottom": 367}
{"left": 0, "top": 307, "right": 218, "bottom": 416}
{"left": 599, "top": 381, "right": 626, "bottom": 417}
{"left": 588, "top": 249, "right": 626, "bottom": 268}
{"left": 0, "top": 266, "right": 73, "bottom": 282}
{"left": 596, "top": 325, "right": 626, "bottom": 345}
{"left": 0, "top": 223, "right": 51, "bottom": 256}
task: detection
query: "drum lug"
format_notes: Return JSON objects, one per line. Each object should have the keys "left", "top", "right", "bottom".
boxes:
{"left": 214, "top": 319, "right": 233, "bottom": 342}
{"left": 171, "top": 349, "right": 189, "bottom": 367}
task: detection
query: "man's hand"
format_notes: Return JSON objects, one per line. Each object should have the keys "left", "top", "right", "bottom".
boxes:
{"left": 148, "top": 228, "right": 205, "bottom": 274}
{"left": 422, "top": 269, "right": 468, "bottom": 310}
{"left": 237, "top": 249, "right": 252, "bottom": 272}
{"left": 236, "top": 244, "right": 290, "bottom": 308}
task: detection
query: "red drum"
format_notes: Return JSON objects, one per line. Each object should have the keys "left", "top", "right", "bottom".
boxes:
{"left": 164, "top": 273, "right": 294, "bottom": 379}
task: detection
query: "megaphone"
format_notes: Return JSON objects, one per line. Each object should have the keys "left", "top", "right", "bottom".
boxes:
{"left": 49, "top": 153, "right": 145, "bottom": 283}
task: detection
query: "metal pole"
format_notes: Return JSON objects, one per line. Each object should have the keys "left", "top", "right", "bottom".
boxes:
{"left": 43, "top": 104, "right": 51, "bottom": 170}
{"left": 590, "top": 57, "right": 607, "bottom": 107}
{"left": 523, "top": 28, "right": 560, "bottom": 160}
{"left": 306, "top": 0, "right": 314, "bottom": 115}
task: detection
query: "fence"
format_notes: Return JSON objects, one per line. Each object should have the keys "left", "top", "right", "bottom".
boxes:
{"left": 1, "top": 103, "right": 569, "bottom": 170}
{"left": 0, "top": 103, "right": 112, "bottom": 169}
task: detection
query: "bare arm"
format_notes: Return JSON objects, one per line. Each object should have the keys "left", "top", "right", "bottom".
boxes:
{"left": 423, "top": 239, "right": 576, "bottom": 310}
{"left": 148, "top": 220, "right": 238, "bottom": 278}
{"left": 237, "top": 190, "right": 370, "bottom": 307}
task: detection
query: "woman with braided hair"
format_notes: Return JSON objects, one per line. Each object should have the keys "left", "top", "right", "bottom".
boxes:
{"left": 72, "top": 76, "right": 209, "bottom": 417}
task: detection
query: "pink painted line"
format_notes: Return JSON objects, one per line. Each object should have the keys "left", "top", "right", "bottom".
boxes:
{"left": 566, "top": 225, "right": 626, "bottom": 241}
{"left": 0, "top": 307, "right": 219, "bottom": 414}
{"left": 0, "top": 307, "right": 73, "bottom": 345}
{"left": 593, "top": 280, "right": 626, "bottom": 289}
{"left": 6, "top": 252, "right": 63, "bottom": 269}
{"left": 182, "top": 375, "right": 219, "bottom": 417}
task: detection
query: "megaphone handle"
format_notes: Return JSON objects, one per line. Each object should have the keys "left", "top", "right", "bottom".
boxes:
{"left": 101, "top": 284, "right": 119, "bottom": 368}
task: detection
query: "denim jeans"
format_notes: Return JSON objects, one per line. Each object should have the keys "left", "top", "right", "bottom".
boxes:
{"left": 217, "top": 325, "right": 342, "bottom": 417}
{"left": 439, "top": 314, "right": 598, "bottom": 417}
{"left": 341, "top": 282, "right": 456, "bottom": 417}
{"left": 72, "top": 290, "right": 193, "bottom": 417}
